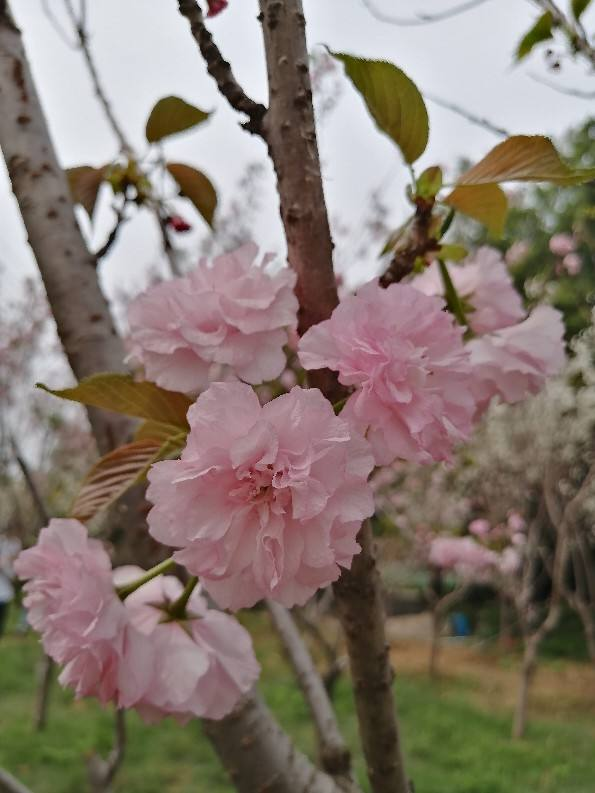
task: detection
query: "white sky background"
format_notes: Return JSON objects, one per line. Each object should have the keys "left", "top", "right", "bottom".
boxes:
{"left": 2, "top": 0, "right": 593, "bottom": 304}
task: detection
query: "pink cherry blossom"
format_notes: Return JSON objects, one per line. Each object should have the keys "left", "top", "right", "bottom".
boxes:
{"left": 467, "top": 305, "right": 566, "bottom": 415}
{"left": 298, "top": 281, "right": 475, "bottom": 466}
{"left": 146, "top": 382, "right": 375, "bottom": 609}
{"left": 469, "top": 518, "right": 491, "bottom": 537}
{"left": 562, "top": 252, "right": 582, "bottom": 276}
{"left": 429, "top": 536, "right": 497, "bottom": 578}
{"left": 549, "top": 233, "right": 575, "bottom": 257}
{"left": 412, "top": 247, "right": 525, "bottom": 334}
{"left": 118, "top": 572, "right": 260, "bottom": 722}
{"left": 14, "top": 520, "right": 152, "bottom": 707}
{"left": 127, "top": 243, "right": 298, "bottom": 392}
{"left": 498, "top": 546, "right": 522, "bottom": 576}
{"left": 507, "top": 511, "right": 526, "bottom": 533}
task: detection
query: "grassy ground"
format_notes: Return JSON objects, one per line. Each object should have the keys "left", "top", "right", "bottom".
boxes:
{"left": 1, "top": 612, "right": 594, "bottom": 793}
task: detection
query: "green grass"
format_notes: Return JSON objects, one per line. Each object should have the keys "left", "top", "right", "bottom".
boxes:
{"left": 1, "top": 620, "right": 594, "bottom": 793}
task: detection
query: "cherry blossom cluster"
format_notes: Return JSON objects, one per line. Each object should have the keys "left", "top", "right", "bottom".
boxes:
{"left": 15, "top": 520, "right": 259, "bottom": 720}
{"left": 17, "top": 242, "right": 566, "bottom": 720}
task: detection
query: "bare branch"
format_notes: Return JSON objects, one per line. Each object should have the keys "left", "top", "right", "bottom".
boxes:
{"left": 152, "top": 206, "right": 184, "bottom": 277}
{"left": 95, "top": 202, "right": 129, "bottom": 260}
{"left": 204, "top": 692, "right": 355, "bottom": 793}
{"left": 527, "top": 0, "right": 595, "bottom": 68}
{"left": 63, "top": 0, "right": 133, "bottom": 153}
{"left": 527, "top": 71, "right": 595, "bottom": 98}
{"left": 9, "top": 437, "right": 50, "bottom": 525}
{"left": 333, "top": 521, "right": 410, "bottom": 793}
{"left": 86, "top": 709, "right": 126, "bottom": 793}
{"left": 424, "top": 91, "right": 509, "bottom": 137}
{"left": 176, "top": 0, "right": 266, "bottom": 135}
{"left": 0, "top": 768, "right": 34, "bottom": 793}
{"left": 361, "top": 0, "right": 492, "bottom": 26}
{"left": 267, "top": 601, "right": 353, "bottom": 779}
{"left": 34, "top": 654, "right": 54, "bottom": 731}
{"left": 41, "top": 0, "right": 77, "bottom": 47}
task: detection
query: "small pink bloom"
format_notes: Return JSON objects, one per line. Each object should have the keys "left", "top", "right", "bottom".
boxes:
{"left": 467, "top": 305, "right": 565, "bottom": 415}
{"left": 299, "top": 281, "right": 475, "bottom": 465}
{"left": 14, "top": 520, "right": 152, "bottom": 707}
{"left": 127, "top": 243, "right": 298, "bottom": 392}
{"left": 498, "top": 547, "right": 522, "bottom": 576}
{"left": 505, "top": 241, "right": 530, "bottom": 266}
{"left": 166, "top": 215, "right": 192, "bottom": 233}
{"left": 413, "top": 247, "right": 525, "bottom": 334}
{"left": 507, "top": 511, "right": 526, "bottom": 533}
{"left": 146, "top": 382, "right": 375, "bottom": 609}
{"left": 121, "top": 574, "right": 259, "bottom": 722}
{"left": 429, "top": 536, "right": 497, "bottom": 578}
{"left": 549, "top": 233, "right": 575, "bottom": 257}
{"left": 207, "top": 0, "right": 228, "bottom": 15}
{"left": 469, "top": 518, "right": 491, "bottom": 537}
{"left": 562, "top": 252, "right": 582, "bottom": 276}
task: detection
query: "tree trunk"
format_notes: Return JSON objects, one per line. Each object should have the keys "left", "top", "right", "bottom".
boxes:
{"left": 429, "top": 609, "right": 442, "bottom": 679}
{"left": 0, "top": 3, "right": 129, "bottom": 454}
{"left": 512, "top": 637, "right": 537, "bottom": 739}
{"left": 34, "top": 654, "right": 53, "bottom": 731}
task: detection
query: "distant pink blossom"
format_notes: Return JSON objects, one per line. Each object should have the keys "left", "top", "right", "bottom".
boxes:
{"left": 429, "top": 536, "right": 497, "bottom": 577}
{"left": 467, "top": 305, "right": 565, "bottom": 416}
{"left": 118, "top": 572, "right": 259, "bottom": 722}
{"left": 469, "top": 518, "right": 491, "bottom": 537}
{"left": 14, "top": 520, "right": 151, "bottom": 707}
{"left": 298, "top": 281, "right": 475, "bottom": 465}
{"left": 505, "top": 241, "right": 530, "bottom": 267}
{"left": 412, "top": 247, "right": 525, "bottom": 334}
{"left": 207, "top": 0, "right": 228, "bottom": 15}
{"left": 498, "top": 547, "right": 522, "bottom": 576}
{"left": 507, "top": 511, "right": 526, "bottom": 533}
{"left": 146, "top": 382, "right": 375, "bottom": 609}
{"left": 549, "top": 233, "right": 575, "bottom": 257}
{"left": 127, "top": 243, "right": 298, "bottom": 392}
{"left": 562, "top": 253, "right": 582, "bottom": 276}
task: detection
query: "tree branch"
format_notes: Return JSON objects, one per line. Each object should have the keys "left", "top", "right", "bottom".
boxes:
{"left": 266, "top": 601, "right": 353, "bottom": 780}
{"left": 528, "top": 0, "right": 595, "bottom": 68}
{"left": 424, "top": 91, "right": 509, "bottom": 137}
{"left": 63, "top": 0, "right": 133, "bottom": 153}
{"left": 86, "top": 709, "right": 126, "bottom": 793}
{"left": 204, "top": 692, "right": 355, "bottom": 793}
{"left": 0, "top": 768, "right": 34, "bottom": 793}
{"left": 0, "top": 3, "right": 130, "bottom": 454}
{"left": 333, "top": 521, "right": 410, "bottom": 793}
{"left": 361, "top": 0, "right": 492, "bottom": 26}
{"left": 176, "top": 0, "right": 266, "bottom": 135}
{"left": 9, "top": 437, "right": 49, "bottom": 525}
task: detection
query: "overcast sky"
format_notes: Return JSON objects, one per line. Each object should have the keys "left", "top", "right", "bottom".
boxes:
{"left": 2, "top": 0, "right": 593, "bottom": 302}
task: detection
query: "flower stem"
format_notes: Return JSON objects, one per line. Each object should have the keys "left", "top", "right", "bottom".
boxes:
{"left": 169, "top": 576, "right": 199, "bottom": 619}
{"left": 116, "top": 558, "right": 176, "bottom": 600}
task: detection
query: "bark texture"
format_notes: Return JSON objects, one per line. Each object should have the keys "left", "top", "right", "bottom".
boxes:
{"left": 0, "top": 4, "right": 128, "bottom": 454}
{"left": 203, "top": 693, "right": 353, "bottom": 793}
{"left": 333, "top": 521, "right": 409, "bottom": 793}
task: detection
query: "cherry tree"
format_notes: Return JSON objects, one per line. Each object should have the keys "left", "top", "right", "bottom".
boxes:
{"left": 1, "top": 1, "right": 593, "bottom": 791}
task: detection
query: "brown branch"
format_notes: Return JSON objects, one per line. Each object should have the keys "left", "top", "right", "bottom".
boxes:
{"left": 176, "top": 0, "right": 266, "bottom": 135}
{"left": 152, "top": 206, "right": 184, "bottom": 277}
{"left": 266, "top": 601, "right": 353, "bottom": 779}
{"left": 95, "top": 202, "right": 128, "bottom": 260}
{"left": 9, "top": 437, "right": 49, "bottom": 525}
{"left": 361, "top": 0, "right": 492, "bottom": 26}
{"left": 34, "top": 654, "right": 54, "bottom": 731}
{"left": 204, "top": 692, "right": 355, "bottom": 793}
{"left": 0, "top": 3, "right": 130, "bottom": 454}
{"left": 86, "top": 709, "right": 126, "bottom": 793}
{"left": 333, "top": 521, "right": 410, "bottom": 793}
{"left": 379, "top": 200, "right": 439, "bottom": 288}
{"left": 527, "top": 72, "right": 595, "bottom": 99}
{"left": 63, "top": 0, "right": 133, "bottom": 153}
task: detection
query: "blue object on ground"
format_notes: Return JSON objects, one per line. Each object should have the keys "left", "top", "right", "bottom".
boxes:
{"left": 451, "top": 612, "right": 472, "bottom": 637}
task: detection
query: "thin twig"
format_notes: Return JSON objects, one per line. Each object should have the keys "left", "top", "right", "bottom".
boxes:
{"left": 153, "top": 207, "right": 183, "bottom": 277}
{"left": 95, "top": 202, "right": 129, "bottom": 260}
{"left": 424, "top": 92, "right": 509, "bottom": 137}
{"left": 176, "top": 0, "right": 266, "bottom": 135}
{"left": 267, "top": 601, "right": 352, "bottom": 778}
{"left": 361, "top": 0, "right": 492, "bottom": 26}
{"left": 86, "top": 709, "right": 126, "bottom": 793}
{"left": 63, "top": 0, "right": 133, "bottom": 153}
{"left": 10, "top": 436, "right": 49, "bottom": 525}
{"left": 527, "top": 0, "right": 595, "bottom": 68}
{"left": 41, "top": 0, "right": 77, "bottom": 47}
{"left": 527, "top": 71, "right": 595, "bottom": 98}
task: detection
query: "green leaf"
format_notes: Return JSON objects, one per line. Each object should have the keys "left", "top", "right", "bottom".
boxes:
{"left": 416, "top": 166, "right": 443, "bottom": 199}
{"left": 37, "top": 374, "right": 192, "bottom": 428}
{"left": 332, "top": 52, "right": 429, "bottom": 164}
{"left": 70, "top": 435, "right": 184, "bottom": 522}
{"left": 166, "top": 163, "right": 217, "bottom": 227}
{"left": 443, "top": 184, "right": 508, "bottom": 236}
{"left": 66, "top": 165, "right": 107, "bottom": 218}
{"left": 145, "top": 96, "right": 211, "bottom": 144}
{"left": 457, "top": 136, "right": 595, "bottom": 186}
{"left": 572, "top": 0, "right": 591, "bottom": 19}
{"left": 515, "top": 12, "right": 554, "bottom": 61}
{"left": 439, "top": 244, "right": 468, "bottom": 262}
